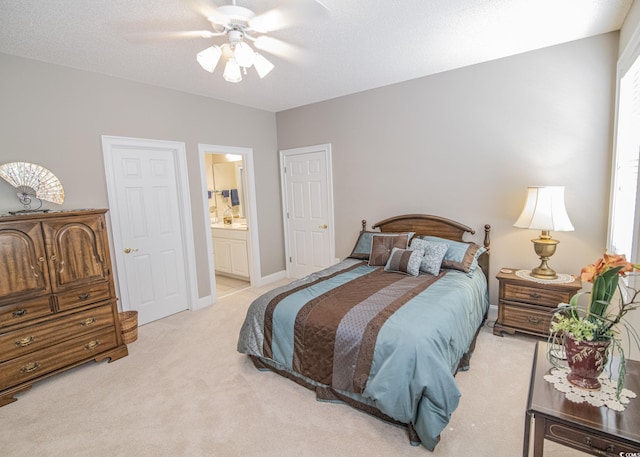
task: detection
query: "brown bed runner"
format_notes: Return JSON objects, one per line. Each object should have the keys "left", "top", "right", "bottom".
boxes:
{"left": 262, "top": 265, "right": 443, "bottom": 393}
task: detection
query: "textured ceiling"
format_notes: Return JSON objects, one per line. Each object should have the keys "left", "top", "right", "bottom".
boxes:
{"left": 0, "top": 0, "right": 633, "bottom": 112}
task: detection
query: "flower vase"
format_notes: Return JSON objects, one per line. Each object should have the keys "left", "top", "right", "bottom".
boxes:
{"left": 563, "top": 335, "right": 611, "bottom": 390}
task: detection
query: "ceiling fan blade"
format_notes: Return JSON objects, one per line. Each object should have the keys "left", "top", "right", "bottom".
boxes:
{"left": 252, "top": 35, "right": 306, "bottom": 62}
{"left": 249, "top": 0, "right": 329, "bottom": 33}
{"left": 188, "top": 0, "right": 224, "bottom": 21}
{"left": 185, "top": 0, "right": 232, "bottom": 32}
{"left": 125, "top": 30, "right": 222, "bottom": 43}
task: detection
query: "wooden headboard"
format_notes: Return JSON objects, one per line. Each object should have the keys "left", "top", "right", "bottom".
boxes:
{"left": 364, "top": 214, "right": 491, "bottom": 287}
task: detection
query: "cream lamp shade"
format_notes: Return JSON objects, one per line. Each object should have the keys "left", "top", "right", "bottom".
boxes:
{"left": 514, "top": 186, "right": 574, "bottom": 279}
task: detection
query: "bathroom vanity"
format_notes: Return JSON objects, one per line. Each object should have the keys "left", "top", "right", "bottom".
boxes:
{"left": 211, "top": 222, "right": 249, "bottom": 279}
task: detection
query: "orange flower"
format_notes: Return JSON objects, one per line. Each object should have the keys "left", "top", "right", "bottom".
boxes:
{"left": 580, "top": 252, "right": 639, "bottom": 282}
{"left": 603, "top": 252, "right": 636, "bottom": 274}
{"left": 580, "top": 257, "right": 605, "bottom": 282}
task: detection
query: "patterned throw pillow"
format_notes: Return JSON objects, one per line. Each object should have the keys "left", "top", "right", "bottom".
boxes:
{"left": 419, "top": 236, "right": 486, "bottom": 274}
{"left": 368, "top": 234, "right": 410, "bottom": 266}
{"left": 384, "top": 247, "right": 425, "bottom": 276}
{"left": 410, "top": 238, "right": 448, "bottom": 275}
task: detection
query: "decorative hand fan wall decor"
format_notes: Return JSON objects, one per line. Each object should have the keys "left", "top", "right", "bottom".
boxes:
{"left": 0, "top": 162, "right": 64, "bottom": 214}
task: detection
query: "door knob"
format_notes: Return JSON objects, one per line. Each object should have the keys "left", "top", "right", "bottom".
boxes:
{"left": 319, "top": 224, "right": 328, "bottom": 229}
{"left": 123, "top": 247, "right": 139, "bottom": 254}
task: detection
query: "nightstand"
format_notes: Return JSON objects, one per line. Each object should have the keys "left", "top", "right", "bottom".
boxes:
{"left": 494, "top": 268, "right": 582, "bottom": 338}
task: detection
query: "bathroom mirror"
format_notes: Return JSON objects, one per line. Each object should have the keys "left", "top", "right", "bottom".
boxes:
{"left": 205, "top": 153, "right": 245, "bottom": 223}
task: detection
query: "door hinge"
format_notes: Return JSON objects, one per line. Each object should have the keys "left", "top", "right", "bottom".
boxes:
{"left": 289, "top": 256, "right": 292, "bottom": 263}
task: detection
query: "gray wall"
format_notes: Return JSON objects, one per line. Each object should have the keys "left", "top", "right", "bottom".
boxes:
{"left": 276, "top": 33, "right": 618, "bottom": 305}
{"left": 0, "top": 31, "right": 621, "bottom": 308}
{"left": 0, "top": 53, "right": 285, "bottom": 300}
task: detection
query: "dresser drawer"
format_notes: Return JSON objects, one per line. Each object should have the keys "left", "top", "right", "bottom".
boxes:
{"left": 0, "top": 328, "right": 118, "bottom": 391}
{"left": 547, "top": 422, "right": 640, "bottom": 455}
{"left": 56, "top": 282, "right": 112, "bottom": 311}
{"left": 0, "top": 296, "right": 53, "bottom": 329}
{"left": 503, "top": 283, "right": 571, "bottom": 307}
{"left": 0, "top": 304, "right": 116, "bottom": 362}
{"left": 500, "top": 301, "right": 554, "bottom": 335}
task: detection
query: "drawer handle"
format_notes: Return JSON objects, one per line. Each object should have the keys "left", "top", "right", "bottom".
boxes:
{"left": 15, "top": 336, "right": 36, "bottom": 347}
{"left": 84, "top": 339, "right": 101, "bottom": 350}
{"left": 80, "top": 317, "right": 97, "bottom": 326}
{"left": 583, "top": 437, "right": 615, "bottom": 455}
{"left": 527, "top": 316, "right": 541, "bottom": 324}
{"left": 12, "top": 309, "right": 28, "bottom": 318}
{"left": 78, "top": 293, "right": 90, "bottom": 300}
{"left": 20, "top": 361, "right": 40, "bottom": 373}
{"left": 529, "top": 292, "right": 542, "bottom": 299}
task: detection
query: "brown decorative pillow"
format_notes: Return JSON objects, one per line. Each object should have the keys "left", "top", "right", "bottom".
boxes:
{"left": 348, "top": 231, "right": 415, "bottom": 260}
{"left": 384, "top": 247, "right": 425, "bottom": 276}
{"left": 368, "top": 234, "right": 410, "bottom": 266}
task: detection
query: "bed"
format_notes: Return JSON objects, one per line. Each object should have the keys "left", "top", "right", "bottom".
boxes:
{"left": 237, "top": 214, "right": 491, "bottom": 451}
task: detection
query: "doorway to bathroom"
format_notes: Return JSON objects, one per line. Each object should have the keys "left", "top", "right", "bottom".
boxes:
{"left": 198, "top": 144, "right": 261, "bottom": 302}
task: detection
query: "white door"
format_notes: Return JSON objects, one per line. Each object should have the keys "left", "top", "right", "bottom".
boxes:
{"left": 280, "top": 144, "right": 335, "bottom": 278}
{"left": 102, "top": 136, "right": 196, "bottom": 325}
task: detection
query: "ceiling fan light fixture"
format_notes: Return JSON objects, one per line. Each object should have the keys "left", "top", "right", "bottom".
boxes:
{"left": 233, "top": 41, "right": 255, "bottom": 68}
{"left": 253, "top": 52, "right": 274, "bottom": 78}
{"left": 196, "top": 46, "right": 222, "bottom": 73}
{"left": 196, "top": 2, "right": 281, "bottom": 83}
{"left": 215, "top": 5, "right": 255, "bottom": 23}
{"left": 223, "top": 58, "right": 242, "bottom": 83}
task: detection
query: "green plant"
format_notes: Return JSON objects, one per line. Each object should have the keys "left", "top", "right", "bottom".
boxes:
{"left": 548, "top": 252, "right": 640, "bottom": 397}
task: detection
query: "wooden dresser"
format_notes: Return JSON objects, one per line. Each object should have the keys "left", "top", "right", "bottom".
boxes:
{"left": 494, "top": 268, "right": 582, "bottom": 338}
{"left": 0, "top": 209, "right": 127, "bottom": 406}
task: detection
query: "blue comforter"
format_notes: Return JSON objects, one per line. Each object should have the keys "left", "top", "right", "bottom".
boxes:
{"left": 237, "top": 258, "right": 488, "bottom": 450}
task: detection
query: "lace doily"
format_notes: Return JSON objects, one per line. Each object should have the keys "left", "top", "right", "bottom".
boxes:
{"left": 544, "top": 367, "right": 637, "bottom": 411}
{"left": 515, "top": 270, "right": 576, "bottom": 284}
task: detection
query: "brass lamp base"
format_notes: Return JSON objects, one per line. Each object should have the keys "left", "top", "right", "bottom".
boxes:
{"left": 530, "top": 230, "right": 559, "bottom": 279}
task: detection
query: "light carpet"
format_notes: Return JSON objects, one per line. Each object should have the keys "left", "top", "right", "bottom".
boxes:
{"left": 1, "top": 280, "right": 586, "bottom": 456}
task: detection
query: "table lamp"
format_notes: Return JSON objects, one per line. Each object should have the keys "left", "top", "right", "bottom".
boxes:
{"left": 513, "top": 186, "right": 574, "bottom": 279}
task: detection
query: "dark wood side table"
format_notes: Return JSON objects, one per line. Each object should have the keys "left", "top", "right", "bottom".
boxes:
{"left": 524, "top": 342, "right": 640, "bottom": 456}
{"left": 495, "top": 268, "right": 582, "bottom": 338}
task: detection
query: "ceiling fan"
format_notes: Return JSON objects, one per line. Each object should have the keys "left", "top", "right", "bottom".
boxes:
{"left": 193, "top": 0, "right": 328, "bottom": 83}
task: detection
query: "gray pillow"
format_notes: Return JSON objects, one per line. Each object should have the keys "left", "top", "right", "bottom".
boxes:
{"left": 410, "top": 238, "right": 448, "bottom": 275}
{"left": 419, "top": 236, "right": 485, "bottom": 274}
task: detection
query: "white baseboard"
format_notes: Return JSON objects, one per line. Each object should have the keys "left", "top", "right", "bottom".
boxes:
{"left": 194, "top": 295, "right": 213, "bottom": 310}
{"left": 192, "top": 270, "right": 287, "bottom": 310}
{"left": 253, "top": 270, "right": 287, "bottom": 287}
